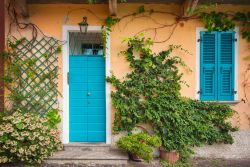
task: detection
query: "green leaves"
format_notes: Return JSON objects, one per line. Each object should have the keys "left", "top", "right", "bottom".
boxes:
{"left": 234, "top": 12, "right": 250, "bottom": 42}
{"left": 15, "top": 122, "right": 24, "bottom": 130}
{"left": 104, "top": 16, "right": 120, "bottom": 32}
{"left": 200, "top": 11, "right": 250, "bottom": 43}
{"left": 117, "top": 132, "right": 161, "bottom": 162}
{"left": 200, "top": 12, "right": 235, "bottom": 31}
{"left": 107, "top": 35, "right": 236, "bottom": 162}
{"left": 45, "top": 109, "right": 61, "bottom": 129}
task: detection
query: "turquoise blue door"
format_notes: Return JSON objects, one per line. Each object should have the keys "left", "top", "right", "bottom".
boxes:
{"left": 69, "top": 55, "right": 106, "bottom": 142}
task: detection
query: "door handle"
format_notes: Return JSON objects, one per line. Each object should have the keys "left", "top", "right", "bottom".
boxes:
{"left": 87, "top": 91, "right": 91, "bottom": 96}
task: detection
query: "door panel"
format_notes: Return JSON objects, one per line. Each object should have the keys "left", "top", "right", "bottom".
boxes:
{"left": 88, "top": 123, "right": 106, "bottom": 131}
{"left": 70, "top": 99, "right": 88, "bottom": 107}
{"left": 70, "top": 131, "right": 88, "bottom": 142}
{"left": 69, "top": 55, "right": 106, "bottom": 142}
{"left": 88, "top": 131, "right": 106, "bottom": 142}
{"left": 71, "top": 123, "right": 88, "bottom": 131}
{"left": 88, "top": 76, "right": 106, "bottom": 83}
{"left": 88, "top": 107, "right": 105, "bottom": 115}
{"left": 88, "top": 99, "right": 105, "bottom": 107}
{"left": 70, "top": 107, "right": 88, "bottom": 115}
{"left": 88, "top": 115, "right": 105, "bottom": 123}
{"left": 88, "top": 68, "right": 105, "bottom": 76}
{"left": 88, "top": 83, "right": 105, "bottom": 90}
{"left": 70, "top": 115, "right": 88, "bottom": 123}
{"left": 70, "top": 61, "right": 88, "bottom": 68}
{"left": 70, "top": 83, "right": 87, "bottom": 91}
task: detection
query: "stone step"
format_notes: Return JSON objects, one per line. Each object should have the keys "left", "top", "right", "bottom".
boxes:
{"left": 63, "top": 143, "right": 111, "bottom": 151}
{"left": 46, "top": 144, "right": 129, "bottom": 166}
{"left": 44, "top": 160, "right": 128, "bottom": 166}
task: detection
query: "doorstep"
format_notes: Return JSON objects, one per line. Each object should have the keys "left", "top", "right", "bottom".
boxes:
{"left": 45, "top": 143, "right": 129, "bottom": 166}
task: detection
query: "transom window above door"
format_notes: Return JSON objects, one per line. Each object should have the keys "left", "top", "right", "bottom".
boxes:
{"left": 199, "top": 31, "right": 237, "bottom": 101}
{"left": 81, "top": 43, "right": 103, "bottom": 56}
{"left": 69, "top": 32, "right": 103, "bottom": 56}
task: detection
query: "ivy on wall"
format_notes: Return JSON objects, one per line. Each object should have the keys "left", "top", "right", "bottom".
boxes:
{"left": 99, "top": 6, "right": 249, "bottom": 162}
{"left": 107, "top": 35, "right": 237, "bottom": 161}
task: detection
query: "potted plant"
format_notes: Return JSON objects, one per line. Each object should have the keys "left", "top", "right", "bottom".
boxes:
{"left": 159, "top": 148, "right": 179, "bottom": 163}
{"left": 117, "top": 132, "right": 161, "bottom": 162}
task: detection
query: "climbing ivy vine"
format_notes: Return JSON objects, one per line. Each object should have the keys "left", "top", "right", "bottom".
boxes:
{"left": 200, "top": 11, "right": 250, "bottom": 41}
{"left": 100, "top": 5, "right": 250, "bottom": 105}
{"left": 107, "top": 34, "right": 237, "bottom": 161}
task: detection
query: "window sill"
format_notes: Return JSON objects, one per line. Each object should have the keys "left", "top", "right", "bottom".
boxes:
{"left": 202, "top": 100, "right": 241, "bottom": 105}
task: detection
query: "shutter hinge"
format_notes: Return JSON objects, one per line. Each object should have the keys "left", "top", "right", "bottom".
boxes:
{"left": 197, "top": 89, "right": 202, "bottom": 94}
{"left": 233, "top": 90, "right": 237, "bottom": 94}
{"left": 197, "top": 38, "right": 202, "bottom": 42}
{"left": 67, "top": 72, "right": 70, "bottom": 84}
{"left": 234, "top": 38, "right": 237, "bottom": 42}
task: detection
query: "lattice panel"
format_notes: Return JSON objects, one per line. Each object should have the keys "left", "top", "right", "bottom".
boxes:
{"left": 9, "top": 37, "right": 61, "bottom": 114}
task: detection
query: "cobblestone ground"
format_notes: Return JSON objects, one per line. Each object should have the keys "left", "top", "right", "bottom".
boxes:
{"left": 129, "top": 158, "right": 250, "bottom": 167}
{"left": 1, "top": 158, "right": 250, "bottom": 167}
{"left": 192, "top": 158, "right": 250, "bottom": 167}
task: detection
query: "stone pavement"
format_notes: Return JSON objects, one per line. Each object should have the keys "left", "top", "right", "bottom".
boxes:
{"left": 128, "top": 158, "right": 250, "bottom": 167}
{"left": 192, "top": 158, "right": 250, "bottom": 167}
{"left": 1, "top": 158, "right": 250, "bottom": 167}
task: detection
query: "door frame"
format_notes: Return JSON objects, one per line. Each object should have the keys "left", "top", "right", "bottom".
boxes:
{"left": 62, "top": 25, "right": 111, "bottom": 144}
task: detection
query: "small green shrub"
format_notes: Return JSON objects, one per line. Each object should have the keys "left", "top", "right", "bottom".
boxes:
{"left": 117, "top": 132, "right": 161, "bottom": 162}
{"left": 0, "top": 110, "right": 63, "bottom": 164}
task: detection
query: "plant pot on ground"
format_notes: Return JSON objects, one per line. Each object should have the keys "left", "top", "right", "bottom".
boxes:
{"left": 159, "top": 147, "right": 179, "bottom": 163}
{"left": 129, "top": 153, "right": 143, "bottom": 162}
{"left": 117, "top": 132, "right": 161, "bottom": 163}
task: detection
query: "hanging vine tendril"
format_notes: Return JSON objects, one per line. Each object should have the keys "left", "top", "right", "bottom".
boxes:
{"left": 7, "top": 0, "right": 65, "bottom": 45}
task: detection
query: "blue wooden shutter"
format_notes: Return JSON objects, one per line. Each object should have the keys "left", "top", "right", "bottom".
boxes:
{"left": 200, "top": 32, "right": 217, "bottom": 100}
{"left": 218, "top": 31, "right": 235, "bottom": 100}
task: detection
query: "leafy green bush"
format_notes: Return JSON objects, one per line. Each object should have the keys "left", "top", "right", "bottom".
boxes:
{"left": 107, "top": 35, "right": 237, "bottom": 161}
{"left": 117, "top": 132, "right": 161, "bottom": 162}
{"left": 0, "top": 110, "right": 63, "bottom": 164}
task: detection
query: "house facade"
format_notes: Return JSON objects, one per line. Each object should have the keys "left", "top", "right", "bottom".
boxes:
{"left": 3, "top": 0, "right": 250, "bottom": 159}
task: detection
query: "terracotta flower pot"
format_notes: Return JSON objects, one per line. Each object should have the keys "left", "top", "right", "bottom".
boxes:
{"left": 159, "top": 148, "right": 179, "bottom": 163}
{"left": 129, "top": 153, "right": 143, "bottom": 162}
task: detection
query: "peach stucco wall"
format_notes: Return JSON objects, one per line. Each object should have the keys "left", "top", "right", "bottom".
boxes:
{"left": 5, "top": 3, "right": 250, "bottom": 129}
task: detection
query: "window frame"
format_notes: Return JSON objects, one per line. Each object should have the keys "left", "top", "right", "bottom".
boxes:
{"left": 196, "top": 27, "right": 239, "bottom": 102}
